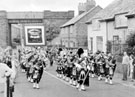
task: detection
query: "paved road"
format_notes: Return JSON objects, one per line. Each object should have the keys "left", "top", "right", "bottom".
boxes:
{"left": 14, "top": 66, "right": 135, "bottom": 97}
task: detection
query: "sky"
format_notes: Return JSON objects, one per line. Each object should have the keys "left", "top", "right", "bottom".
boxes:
{"left": 0, "top": 0, "right": 114, "bottom": 15}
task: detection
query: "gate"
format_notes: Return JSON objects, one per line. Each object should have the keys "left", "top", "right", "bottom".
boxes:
{"left": 112, "top": 41, "right": 128, "bottom": 55}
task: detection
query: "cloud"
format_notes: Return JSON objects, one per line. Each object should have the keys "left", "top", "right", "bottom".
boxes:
{"left": 0, "top": 0, "right": 85, "bottom": 11}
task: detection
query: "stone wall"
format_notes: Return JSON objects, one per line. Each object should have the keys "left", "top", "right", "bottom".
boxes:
{"left": 76, "top": 6, "right": 102, "bottom": 48}
{"left": 0, "top": 11, "right": 8, "bottom": 47}
{"left": 44, "top": 10, "right": 74, "bottom": 19}
{"left": 0, "top": 10, "right": 74, "bottom": 47}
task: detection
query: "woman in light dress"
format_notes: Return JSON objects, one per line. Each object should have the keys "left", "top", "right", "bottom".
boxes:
{"left": 129, "top": 54, "right": 134, "bottom": 81}
{"left": 10, "top": 52, "right": 19, "bottom": 84}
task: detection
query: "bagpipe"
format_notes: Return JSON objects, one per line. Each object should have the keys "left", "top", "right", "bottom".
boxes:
{"left": 74, "top": 57, "right": 90, "bottom": 87}
{"left": 108, "top": 58, "right": 116, "bottom": 76}
{"left": 55, "top": 48, "right": 90, "bottom": 90}
{"left": 31, "top": 56, "right": 44, "bottom": 79}
{"left": 33, "top": 65, "right": 40, "bottom": 79}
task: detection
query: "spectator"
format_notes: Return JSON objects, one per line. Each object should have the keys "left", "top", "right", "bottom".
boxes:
{"left": 132, "top": 57, "right": 135, "bottom": 81}
{"left": 122, "top": 52, "right": 130, "bottom": 81}
{"left": 0, "top": 63, "right": 13, "bottom": 93}
{"left": 129, "top": 54, "right": 134, "bottom": 81}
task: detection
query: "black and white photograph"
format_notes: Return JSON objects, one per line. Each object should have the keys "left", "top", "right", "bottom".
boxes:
{"left": 0, "top": 0, "right": 135, "bottom": 97}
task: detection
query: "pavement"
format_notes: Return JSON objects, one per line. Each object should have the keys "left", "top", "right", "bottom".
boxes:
{"left": 47, "top": 65, "right": 135, "bottom": 88}
{"left": 113, "top": 73, "right": 135, "bottom": 88}
{"left": 12, "top": 65, "right": 135, "bottom": 97}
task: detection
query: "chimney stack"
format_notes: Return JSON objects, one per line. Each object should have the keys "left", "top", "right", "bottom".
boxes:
{"left": 78, "top": 0, "right": 96, "bottom": 15}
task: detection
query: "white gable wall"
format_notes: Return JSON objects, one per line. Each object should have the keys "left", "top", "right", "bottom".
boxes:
{"left": 87, "top": 21, "right": 107, "bottom": 53}
{"left": 107, "top": 21, "right": 128, "bottom": 44}
{"left": 128, "top": 17, "right": 135, "bottom": 35}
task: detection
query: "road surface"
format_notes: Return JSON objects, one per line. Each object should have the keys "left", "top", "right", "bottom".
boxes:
{"left": 14, "top": 66, "right": 135, "bottom": 97}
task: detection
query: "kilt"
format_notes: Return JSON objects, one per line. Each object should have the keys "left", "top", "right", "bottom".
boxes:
{"left": 21, "top": 62, "right": 26, "bottom": 70}
{"left": 84, "top": 70, "right": 89, "bottom": 86}
{"left": 105, "top": 67, "right": 109, "bottom": 76}
{"left": 67, "top": 67, "right": 72, "bottom": 77}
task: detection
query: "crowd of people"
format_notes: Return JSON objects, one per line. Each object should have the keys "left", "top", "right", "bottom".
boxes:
{"left": 0, "top": 46, "right": 19, "bottom": 94}
{"left": 0, "top": 46, "right": 117, "bottom": 91}
{"left": 56, "top": 48, "right": 117, "bottom": 91}
{"left": 122, "top": 51, "right": 135, "bottom": 82}
{"left": 1, "top": 45, "right": 135, "bottom": 93}
{"left": 19, "top": 47, "right": 51, "bottom": 89}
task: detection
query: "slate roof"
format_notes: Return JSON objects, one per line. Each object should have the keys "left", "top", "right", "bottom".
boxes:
{"left": 126, "top": 8, "right": 135, "bottom": 17}
{"left": 86, "top": 0, "right": 135, "bottom": 23}
{"left": 61, "top": 6, "right": 102, "bottom": 28}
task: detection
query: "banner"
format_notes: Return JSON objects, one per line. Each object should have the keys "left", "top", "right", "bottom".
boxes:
{"left": 24, "top": 26, "right": 45, "bottom": 46}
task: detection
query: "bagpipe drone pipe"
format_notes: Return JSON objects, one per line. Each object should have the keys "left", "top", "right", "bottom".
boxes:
{"left": 74, "top": 59, "right": 90, "bottom": 87}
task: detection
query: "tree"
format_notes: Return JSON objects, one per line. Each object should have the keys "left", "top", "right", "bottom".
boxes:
{"left": 44, "top": 20, "right": 60, "bottom": 42}
{"left": 126, "top": 33, "right": 135, "bottom": 55}
{"left": 126, "top": 33, "right": 135, "bottom": 47}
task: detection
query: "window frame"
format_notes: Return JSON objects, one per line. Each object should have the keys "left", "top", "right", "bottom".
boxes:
{"left": 92, "top": 19, "right": 101, "bottom": 31}
{"left": 114, "top": 13, "right": 128, "bottom": 29}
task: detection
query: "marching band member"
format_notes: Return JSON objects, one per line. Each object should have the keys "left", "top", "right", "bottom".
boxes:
{"left": 68, "top": 52, "right": 74, "bottom": 85}
{"left": 25, "top": 55, "right": 32, "bottom": 81}
{"left": 104, "top": 53, "right": 116, "bottom": 84}
{"left": 20, "top": 55, "right": 27, "bottom": 73}
{"left": 76, "top": 56, "right": 90, "bottom": 91}
{"left": 33, "top": 55, "right": 44, "bottom": 89}
{"left": 105, "top": 53, "right": 111, "bottom": 83}
{"left": 71, "top": 59, "right": 77, "bottom": 86}
{"left": 97, "top": 54, "right": 104, "bottom": 81}
{"left": 78, "top": 66, "right": 86, "bottom": 91}
{"left": 62, "top": 55, "right": 68, "bottom": 80}
{"left": 75, "top": 61, "right": 83, "bottom": 89}
{"left": 28, "top": 60, "right": 34, "bottom": 83}
{"left": 75, "top": 48, "right": 89, "bottom": 91}
{"left": 56, "top": 54, "right": 62, "bottom": 77}
{"left": 108, "top": 55, "right": 116, "bottom": 84}
{"left": 87, "top": 55, "right": 95, "bottom": 78}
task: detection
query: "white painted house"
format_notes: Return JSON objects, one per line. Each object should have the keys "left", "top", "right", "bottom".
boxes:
{"left": 87, "top": 0, "right": 135, "bottom": 54}
{"left": 87, "top": 19, "right": 107, "bottom": 53}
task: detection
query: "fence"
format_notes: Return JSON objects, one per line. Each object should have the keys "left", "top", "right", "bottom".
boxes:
{"left": 111, "top": 41, "right": 128, "bottom": 55}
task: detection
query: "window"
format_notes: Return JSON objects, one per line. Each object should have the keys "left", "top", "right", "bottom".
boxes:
{"left": 70, "top": 26, "right": 73, "bottom": 34}
{"left": 92, "top": 19, "right": 100, "bottom": 31}
{"left": 70, "top": 41, "right": 75, "bottom": 48}
{"left": 113, "top": 35, "right": 119, "bottom": 44}
{"left": 89, "top": 37, "right": 93, "bottom": 52}
{"left": 115, "top": 14, "right": 128, "bottom": 28}
{"left": 96, "top": 36, "right": 103, "bottom": 51}
{"left": 65, "top": 41, "right": 68, "bottom": 47}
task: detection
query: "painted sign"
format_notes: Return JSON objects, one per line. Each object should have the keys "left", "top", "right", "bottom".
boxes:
{"left": 24, "top": 26, "right": 45, "bottom": 46}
